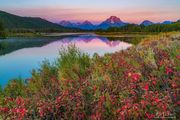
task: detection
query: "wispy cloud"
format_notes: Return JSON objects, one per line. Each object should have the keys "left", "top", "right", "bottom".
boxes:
{"left": 1, "top": 5, "right": 180, "bottom": 24}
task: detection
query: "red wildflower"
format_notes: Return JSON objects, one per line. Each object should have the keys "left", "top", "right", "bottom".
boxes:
{"left": 176, "top": 101, "right": 180, "bottom": 105}
{"left": 152, "top": 81, "right": 156, "bottom": 85}
{"left": 120, "top": 105, "right": 128, "bottom": 111}
{"left": 0, "top": 107, "right": 9, "bottom": 113}
{"left": 154, "top": 98, "right": 159, "bottom": 103}
{"left": 119, "top": 111, "right": 125, "bottom": 120}
{"left": 145, "top": 113, "right": 155, "bottom": 119}
{"left": 131, "top": 91, "right": 136, "bottom": 95}
{"left": 144, "top": 84, "right": 149, "bottom": 91}
{"left": 16, "top": 97, "right": 25, "bottom": 106}
{"left": 91, "top": 112, "right": 101, "bottom": 120}
{"left": 162, "top": 104, "right": 167, "bottom": 111}
{"left": 129, "top": 73, "right": 141, "bottom": 83}
{"left": 173, "top": 93, "right": 177, "bottom": 99}
{"left": 19, "top": 108, "right": 28, "bottom": 117}
{"left": 171, "top": 83, "right": 177, "bottom": 88}
{"left": 132, "top": 73, "right": 141, "bottom": 80}
{"left": 5, "top": 97, "right": 14, "bottom": 102}
{"left": 165, "top": 67, "right": 173, "bottom": 75}
{"left": 100, "top": 95, "right": 105, "bottom": 102}
{"left": 116, "top": 109, "right": 121, "bottom": 113}
{"left": 176, "top": 55, "right": 180, "bottom": 59}
{"left": 140, "top": 100, "right": 146, "bottom": 108}
{"left": 93, "top": 85, "right": 97, "bottom": 91}
{"left": 39, "top": 109, "right": 44, "bottom": 117}
{"left": 159, "top": 60, "right": 164, "bottom": 66}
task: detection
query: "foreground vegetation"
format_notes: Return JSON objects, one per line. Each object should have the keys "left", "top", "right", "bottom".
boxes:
{"left": 0, "top": 32, "right": 180, "bottom": 119}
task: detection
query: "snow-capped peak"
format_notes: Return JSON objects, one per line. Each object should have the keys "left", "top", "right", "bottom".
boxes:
{"left": 106, "top": 16, "right": 122, "bottom": 24}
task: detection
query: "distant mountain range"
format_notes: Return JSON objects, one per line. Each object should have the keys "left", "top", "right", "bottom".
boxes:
{"left": 59, "top": 16, "right": 177, "bottom": 30}
{"left": 140, "top": 20, "right": 154, "bottom": 26}
{"left": 140, "top": 20, "right": 173, "bottom": 26}
{"left": 0, "top": 10, "right": 78, "bottom": 32}
{"left": 59, "top": 16, "right": 127, "bottom": 30}
{"left": 59, "top": 20, "right": 96, "bottom": 30}
{"left": 0, "top": 10, "right": 178, "bottom": 31}
{"left": 162, "top": 21, "right": 173, "bottom": 25}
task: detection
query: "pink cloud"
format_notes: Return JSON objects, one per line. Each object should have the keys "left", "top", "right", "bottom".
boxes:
{"left": 3, "top": 7, "right": 180, "bottom": 24}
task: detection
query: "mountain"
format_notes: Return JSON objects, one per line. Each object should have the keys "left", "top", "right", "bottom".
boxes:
{"left": 59, "top": 20, "right": 74, "bottom": 28}
{"left": 162, "top": 21, "right": 172, "bottom": 25}
{"left": 59, "top": 16, "right": 127, "bottom": 30}
{"left": 97, "top": 16, "right": 126, "bottom": 29}
{"left": 59, "top": 16, "right": 177, "bottom": 30}
{"left": 0, "top": 10, "right": 77, "bottom": 32}
{"left": 59, "top": 20, "right": 95, "bottom": 30}
{"left": 140, "top": 20, "right": 154, "bottom": 26}
{"left": 77, "top": 21, "right": 96, "bottom": 30}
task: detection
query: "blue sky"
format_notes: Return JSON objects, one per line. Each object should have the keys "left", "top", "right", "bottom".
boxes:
{"left": 0, "top": 0, "right": 180, "bottom": 23}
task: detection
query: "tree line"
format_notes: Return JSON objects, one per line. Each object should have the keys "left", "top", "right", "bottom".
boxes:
{"left": 0, "top": 21, "right": 7, "bottom": 38}
{"left": 96, "top": 21, "right": 180, "bottom": 33}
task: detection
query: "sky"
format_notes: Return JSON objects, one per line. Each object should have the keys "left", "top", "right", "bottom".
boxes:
{"left": 0, "top": 0, "right": 180, "bottom": 24}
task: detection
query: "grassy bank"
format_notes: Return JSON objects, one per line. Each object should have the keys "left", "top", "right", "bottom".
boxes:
{"left": 0, "top": 32, "right": 179, "bottom": 120}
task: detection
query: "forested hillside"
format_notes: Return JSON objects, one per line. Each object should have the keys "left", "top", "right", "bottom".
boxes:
{"left": 0, "top": 11, "right": 79, "bottom": 32}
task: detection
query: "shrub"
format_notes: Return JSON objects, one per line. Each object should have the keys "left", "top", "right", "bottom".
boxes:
{"left": 3, "top": 79, "right": 26, "bottom": 98}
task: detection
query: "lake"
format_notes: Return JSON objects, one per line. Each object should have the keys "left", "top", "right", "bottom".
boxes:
{"left": 0, "top": 34, "right": 136, "bottom": 87}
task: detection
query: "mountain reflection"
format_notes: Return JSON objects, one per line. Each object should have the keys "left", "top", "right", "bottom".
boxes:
{"left": 60, "top": 35, "right": 123, "bottom": 47}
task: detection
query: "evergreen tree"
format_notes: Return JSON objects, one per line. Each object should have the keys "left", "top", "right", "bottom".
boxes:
{"left": 0, "top": 21, "right": 7, "bottom": 38}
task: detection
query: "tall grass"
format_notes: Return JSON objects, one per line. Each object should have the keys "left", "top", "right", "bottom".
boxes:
{"left": 57, "top": 45, "right": 91, "bottom": 80}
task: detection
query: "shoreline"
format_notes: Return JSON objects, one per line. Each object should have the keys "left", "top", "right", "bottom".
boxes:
{"left": 41, "top": 32, "right": 96, "bottom": 37}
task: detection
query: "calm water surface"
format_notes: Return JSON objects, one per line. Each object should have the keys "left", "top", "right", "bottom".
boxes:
{"left": 0, "top": 34, "right": 133, "bottom": 86}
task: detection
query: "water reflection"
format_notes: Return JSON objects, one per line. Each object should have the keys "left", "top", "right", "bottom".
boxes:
{"left": 0, "top": 35, "right": 132, "bottom": 86}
